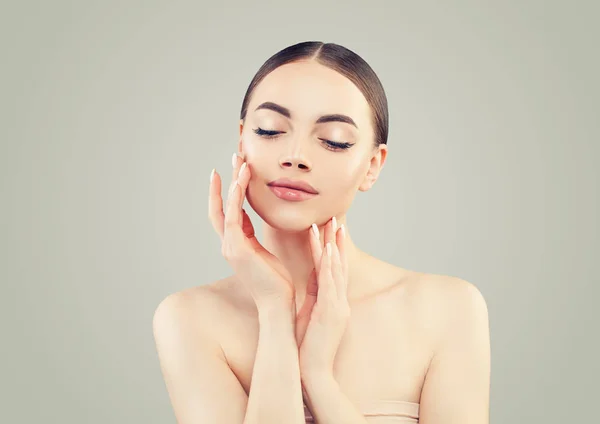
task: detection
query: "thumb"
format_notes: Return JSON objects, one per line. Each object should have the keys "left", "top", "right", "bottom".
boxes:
{"left": 305, "top": 267, "right": 319, "bottom": 297}
{"left": 241, "top": 208, "right": 256, "bottom": 238}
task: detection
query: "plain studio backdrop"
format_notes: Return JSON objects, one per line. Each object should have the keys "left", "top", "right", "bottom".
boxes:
{"left": 1, "top": 1, "right": 598, "bottom": 423}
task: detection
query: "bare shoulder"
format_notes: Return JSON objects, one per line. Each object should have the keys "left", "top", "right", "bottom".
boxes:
{"left": 152, "top": 279, "right": 251, "bottom": 423}
{"left": 152, "top": 277, "right": 241, "bottom": 341}
{"left": 153, "top": 283, "right": 217, "bottom": 320}
{"left": 404, "top": 271, "right": 487, "bottom": 305}
{"left": 403, "top": 271, "right": 490, "bottom": 348}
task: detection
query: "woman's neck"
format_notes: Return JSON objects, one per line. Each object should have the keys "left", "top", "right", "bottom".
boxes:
{"left": 260, "top": 216, "right": 363, "bottom": 310}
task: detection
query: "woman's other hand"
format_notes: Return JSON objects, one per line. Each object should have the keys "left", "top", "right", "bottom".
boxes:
{"left": 208, "top": 152, "right": 295, "bottom": 310}
{"left": 297, "top": 217, "right": 350, "bottom": 375}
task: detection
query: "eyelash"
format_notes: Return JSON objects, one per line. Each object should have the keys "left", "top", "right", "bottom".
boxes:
{"left": 252, "top": 127, "right": 354, "bottom": 150}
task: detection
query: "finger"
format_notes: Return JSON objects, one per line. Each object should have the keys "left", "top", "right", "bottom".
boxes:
{"left": 309, "top": 223, "right": 323, "bottom": 274}
{"left": 224, "top": 162, "right": 247, "bottom": 233}
{"left": 243, "top": 208, "right": 277, "bottom": 258}
{"left": 318, "top": 242, "right": 336, "bottom": 300}
{"left": 223, "top": 165, "right": 250, "bottom": 260}
{"left": 235, "top": 160, "right": 251, "bottom": 224}
{"left": 337, "top": 224, "right": 348, "bottom": 281}
{"left": 306, "top": 267, "right": 319, "bottom": 298}
{"left": 331, "top": 228, "right": 345, "bottom": 299}
{"left": 228, "top": 152, "right": 243, "bottom": 197}
{"left": 208, "top": 168, "right": 225, "bottom": 241}
{"left": 241, "top": 208, "right": 256, "bottom": 240}
{"left": 323, "top": 216, "right": 337, "bottom": 247}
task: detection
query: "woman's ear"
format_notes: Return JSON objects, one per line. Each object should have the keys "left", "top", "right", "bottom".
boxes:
{"left": 358, "top": 144, "right": 387, "bottom": 192}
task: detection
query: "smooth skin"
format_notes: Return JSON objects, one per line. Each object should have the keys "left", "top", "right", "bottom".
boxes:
{"left": 153, "top": 60, "right": 491, "bottom": 424}
{"left": 216, "top": 155, "right": 353, "bottom": 381}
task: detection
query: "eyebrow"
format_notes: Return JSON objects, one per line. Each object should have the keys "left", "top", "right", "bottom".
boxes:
{"left": 254, "top": 101, "right": 358, "bottom": 129}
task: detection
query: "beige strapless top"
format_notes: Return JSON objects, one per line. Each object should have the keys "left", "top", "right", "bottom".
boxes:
{"left": 304, "top": 399, "right": 420, "bottom": 423}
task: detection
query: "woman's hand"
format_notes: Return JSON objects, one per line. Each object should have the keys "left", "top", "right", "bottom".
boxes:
{"left": 208, "top": 153, "right": 295, "bottom": 310}
{"left": 297, "top": 217, "right": 350, "bottom": 376}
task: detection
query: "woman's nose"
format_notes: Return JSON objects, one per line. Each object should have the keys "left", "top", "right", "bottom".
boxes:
{"left": 279, "top": 153, "right": 311, "bottom": 171}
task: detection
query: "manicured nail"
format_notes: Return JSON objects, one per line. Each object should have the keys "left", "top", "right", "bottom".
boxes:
{"left": 311, "top": 223, "right": 319, "bottom": 240}
{"left": 332, "top": 216, "right": 337, "bottom": 232}
{"left": 231, "top": 152, "right": 238, "bottom": 167}
{"left": 210, "top": 168, "right": 215, "bottom": 183}
{"left": 326, "top": 242, "right": 332, "bottom": 257}
{"left": 340, "top": 224, "right": 346, "bottom": 237}
{"left": 239, "top": 162, "right": 247, "bottom": 178}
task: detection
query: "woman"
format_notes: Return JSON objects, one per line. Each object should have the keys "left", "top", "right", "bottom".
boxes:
{"left": 153, "top": 41, "right": 491, "bottom": 423}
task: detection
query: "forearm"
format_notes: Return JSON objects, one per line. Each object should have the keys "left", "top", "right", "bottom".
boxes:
{"left": 302, "top": 371, "right": 368, "bottom": 424}
{"left": 243, "top": 302, "right": 305, "bottom": 424}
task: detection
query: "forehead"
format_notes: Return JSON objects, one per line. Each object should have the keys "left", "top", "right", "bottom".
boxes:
{"left": 248, "top": 60, "right": 372, "bottom": 127}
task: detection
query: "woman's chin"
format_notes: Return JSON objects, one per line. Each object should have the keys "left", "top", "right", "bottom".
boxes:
{"left": 247, "top": 198, "right": 318, "bottom": 233}
{"left": 261, "top": 209, "right": 317, "bottom": 232}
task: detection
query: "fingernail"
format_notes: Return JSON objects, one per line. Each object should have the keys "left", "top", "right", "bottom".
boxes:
{"left": 311, "top": 223, "right": 319, "bottom": 240}
{"left": 239, "top": 162, "right": 247, "bottom": 178}
{"left": 231, "top": 152, "right": 238, "bottom": 167}
{"left": 326, "top": 242, "right": 332, "bottom": 257}
{"left": 340, "top": 224, "right": 346, "bottom": 237}
{"left": 332, "top": 216, "right": 337, "bottom": 232}
{"left": 210, "top": 168, "right": 215, "bottom": 183}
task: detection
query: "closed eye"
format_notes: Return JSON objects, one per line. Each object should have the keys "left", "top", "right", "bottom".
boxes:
{"left": 252, "top": 127, "right": 354, "bottom": 151}
{"left": 319, "top": 139, "right": 354, "bottom": 150}
{"left": 253, "top": 127, "right": 282, "bottom": 137}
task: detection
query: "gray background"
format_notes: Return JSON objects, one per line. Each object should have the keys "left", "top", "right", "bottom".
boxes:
{"left": 2, "top": 1, "right": 598, "bottom": 423}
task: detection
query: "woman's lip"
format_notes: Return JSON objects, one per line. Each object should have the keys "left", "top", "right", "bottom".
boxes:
{"left": 267, "top": 178, "right": 318, "bottom": 194}
{"left": 268, "top": 185, "right": 318, "bottom": 201}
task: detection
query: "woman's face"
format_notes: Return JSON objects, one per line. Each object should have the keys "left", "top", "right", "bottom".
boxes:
{"left": 240, "top": 60, "right": 386, "bottom": 232}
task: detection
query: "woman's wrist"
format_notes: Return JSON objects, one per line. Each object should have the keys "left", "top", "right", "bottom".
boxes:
{"left": 257, "top": 297, "right": 296, "bottom": 326}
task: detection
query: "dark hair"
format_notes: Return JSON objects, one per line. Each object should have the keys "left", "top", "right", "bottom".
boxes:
{"left": 239, "top": 41, "right": 389, "bottom": 147}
